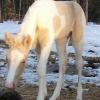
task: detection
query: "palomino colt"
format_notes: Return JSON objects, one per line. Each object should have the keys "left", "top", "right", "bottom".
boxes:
{"left": 5, "top": 0, "right": 86, "bottom": 100}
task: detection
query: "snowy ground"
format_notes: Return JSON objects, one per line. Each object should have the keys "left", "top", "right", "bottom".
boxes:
{"left": 0, "top": 21, "right": 100, "bottom": 87}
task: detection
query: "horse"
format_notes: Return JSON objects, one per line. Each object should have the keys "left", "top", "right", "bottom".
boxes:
{"left": 5, "top": 0, "right": 86, "bottom": 100}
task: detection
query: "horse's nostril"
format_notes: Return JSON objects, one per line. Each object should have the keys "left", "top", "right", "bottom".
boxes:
{"left": 12, "top": 83, "right": 15, "bottom": 90}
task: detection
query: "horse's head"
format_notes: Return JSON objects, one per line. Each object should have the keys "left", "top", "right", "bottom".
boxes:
{"left": 5, "top": 32, "right": 32, "bottom": 89}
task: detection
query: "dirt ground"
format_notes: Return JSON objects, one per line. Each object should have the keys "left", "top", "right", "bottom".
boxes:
{"left": 0, "top": 77, "right": 100, "bottom": 100}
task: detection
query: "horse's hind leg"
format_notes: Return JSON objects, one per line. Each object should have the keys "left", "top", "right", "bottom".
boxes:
{"left": 71, "top": 26, "right": 84, "bottom": 100}
{"left": 49, "top": 37, "right": 67, "bottom": 100}
{"left": 73, "top": 40, "right": 83, "bottom": 100}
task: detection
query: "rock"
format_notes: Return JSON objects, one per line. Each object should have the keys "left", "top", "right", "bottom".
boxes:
{"left": 0, "top": 88, "right": 22, "bottom": 100}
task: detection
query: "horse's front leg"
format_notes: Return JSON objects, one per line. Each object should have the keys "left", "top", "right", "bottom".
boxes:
{"left": 37, "top": 42, "right": 53, "bottom": 100}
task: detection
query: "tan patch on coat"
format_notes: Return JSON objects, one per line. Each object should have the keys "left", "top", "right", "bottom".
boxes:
{"left": 38, "top": 28, "right": 50, "bottom": 48}
{"left": 55, "top": 2, "right": 67, "bottom": 15}
{"left": 32, "top": 32, "right": 38, "bottom": 48}
{"left": 55, "top": 2, "right": 74, "bottom": 21}
{"left": 53, "top": 16, "right": 61, "bottom": 33}
{"left": 33, "top": 27, "right": 50, "bottom": 49}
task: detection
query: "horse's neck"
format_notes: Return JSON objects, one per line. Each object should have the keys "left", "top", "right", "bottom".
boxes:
{"left": 19, "top": 4, "right": 38, "bottom": 38}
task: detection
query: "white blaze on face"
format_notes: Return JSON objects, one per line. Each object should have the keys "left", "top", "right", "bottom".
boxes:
{"left": 6, "top": 50, "right": 24, "bottom": 88}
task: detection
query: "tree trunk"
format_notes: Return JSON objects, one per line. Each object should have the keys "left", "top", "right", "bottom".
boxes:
{"left": 73, "top": 0, "right": 80, "bottom": 3}
{"left": 13, "top": 0, "right": 16, "bottom": 20}
{"left": 73, "top": 0, "right": 77, "bottom": 2}
{"left": 81, "top": 0, "right": 88, "bottom": 22}
{"left": 1, "top": 0, "right": 3, "bottom": 21}
{"left": 7, "top": 0, "right": 12, "bottom": 19}
{"left": 85, "top": 0, "right": 88, "bottom": 22}
{"left": 19, "top": 0, "right": 22, "bottom": 20}
{"left": 0, "top": 1, "right": 1, "bottom": 22}
{"left": 7, "top": 0, "right": 15, "bottom": 20}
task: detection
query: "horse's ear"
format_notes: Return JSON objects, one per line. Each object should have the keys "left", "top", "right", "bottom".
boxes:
{"left": 5, "top": 32, "right": 14, "bottom": 46}
{"left": 23, "top": 35, "right": 32, "bottom": 48}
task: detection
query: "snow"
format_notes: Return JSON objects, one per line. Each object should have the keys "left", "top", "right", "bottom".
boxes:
{"left": 0, "top": 21, "right": 19, "bottom": 39}
{"left": 21, "top": 62, "right": 100, "bottom": 86}
{"left": 67, "top": 23, "right": 100, "bottom": 57}
{"left": 21, "top": 66, "right": 100, "bottom": 87}
{"left": 0, "top": 21, "right": 100, "bottom": 87}
{"left": 84, "top": 23, "right": 100, "bottom": 56}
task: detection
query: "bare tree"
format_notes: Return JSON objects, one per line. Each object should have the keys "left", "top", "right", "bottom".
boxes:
{"left": 19, "top": 0, "right": 22, "bottom": 20}
{"left": 74, "top": 0, "right": 88, "bottom": 22}
{"left": 73, "top": 0, "right": 80, "bottom": 3}
{"left": 13, "top": 0, "right": 16, "bottom": 20}
{"left": 85, "top": 0, "right": 88, "bottom": 22}
{"left": 0, "top": 1, "right": 1, "bottom": 22}
{"left": 7, "top": 0, "right": 12, "bottom": 19}
{"left": 73, "top": 0, "right": 77, "bottom": 2}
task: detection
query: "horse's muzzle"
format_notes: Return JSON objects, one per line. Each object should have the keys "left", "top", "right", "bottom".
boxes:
{"left": 5, "top": 82, "right": 15, "bottom": 90}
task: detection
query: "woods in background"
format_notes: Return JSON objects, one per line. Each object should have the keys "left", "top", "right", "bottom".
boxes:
{"left": 0, "top": 0, "right": 35, "bottom": 22}
{"left": 0, "top": 0, "right": 100, "bottom": 23}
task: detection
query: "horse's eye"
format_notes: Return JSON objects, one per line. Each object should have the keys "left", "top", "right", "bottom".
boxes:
{"left": 21, "top": 60, "right": 26, "bottom": 63}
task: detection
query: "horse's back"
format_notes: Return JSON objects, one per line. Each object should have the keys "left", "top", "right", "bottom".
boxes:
{"left": 22, "top": 0, "right": 85, "bottom": 33}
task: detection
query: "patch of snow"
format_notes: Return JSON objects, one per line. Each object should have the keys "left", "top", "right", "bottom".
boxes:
{"left": 0, "top": 21, "right": 19, "bottom": 39}
{"left": 0, "top": 67, "right": 7, "bottom": 78}
{"left": 22, "top": 66, "right": 100, "bottom": 86}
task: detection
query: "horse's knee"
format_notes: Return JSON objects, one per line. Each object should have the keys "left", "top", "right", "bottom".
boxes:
{"left": 59, "top": 60, "right": 67, "bottom": 74}
{"left": 37, "top": 65, "right": 46, "bottom": 79}
{"left": 38, "top": 71, "right": 45, "bottom": 79}
{"left": 76, "top": 55, "right": 83, "bottom": 64}
{"left": 76, "top": 55, "right": 83, "bottom": 66}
